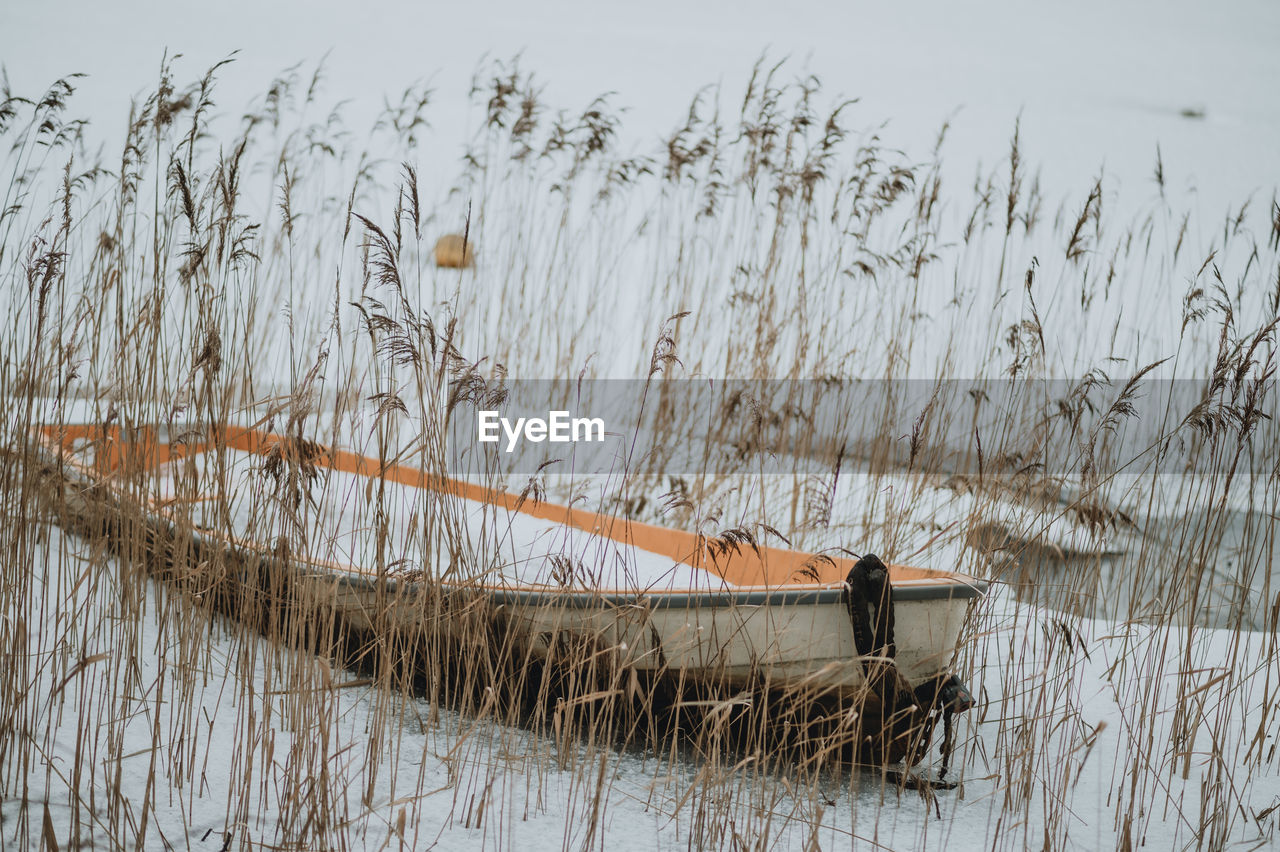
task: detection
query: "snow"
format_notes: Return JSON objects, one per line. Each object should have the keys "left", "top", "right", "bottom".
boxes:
{"left": 3, "top": 0, "right": 1277, "bottom": 218}
{"left": 147, "top": 445, "right": 737, "bottom": 592}
{"left": 7, "top": 522, "right": 1278, "bottom": 850}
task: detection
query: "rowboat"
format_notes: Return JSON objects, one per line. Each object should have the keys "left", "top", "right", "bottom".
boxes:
{"left": 32, "top": 418, "right": 986, "bottom": 766}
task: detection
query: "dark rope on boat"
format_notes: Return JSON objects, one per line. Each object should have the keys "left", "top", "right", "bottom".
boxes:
{"left": 940, "top": 705, "right": 956, "bottom": 781}
{"left": 844, "top": 553, "right": 895, "bottom": 658}
{"left": 936, "top": 674, "right": 973, "bottom": 781}
{"left": 844, "top": 553, "right": 914, "bottom": 754}
{"left": 844, "top": 553, "right": 973, "bottom": 778}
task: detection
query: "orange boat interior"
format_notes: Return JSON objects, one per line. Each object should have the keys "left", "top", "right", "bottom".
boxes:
{"left": 39, "top": 423, "right": 960, "bottom": 589}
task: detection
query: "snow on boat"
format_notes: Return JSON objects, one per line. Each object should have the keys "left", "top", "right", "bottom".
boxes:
{"left": 33, "top": 419, "right": 986, "bottom": 762}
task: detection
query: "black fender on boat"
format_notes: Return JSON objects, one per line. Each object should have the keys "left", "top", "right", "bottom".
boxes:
{"left": 844, "top": 553, "right": 977, "bottom": 772}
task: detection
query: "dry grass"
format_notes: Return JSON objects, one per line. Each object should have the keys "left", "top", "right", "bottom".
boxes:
{"left": 1, "top": 54, "right": 1278, "bottom": 850}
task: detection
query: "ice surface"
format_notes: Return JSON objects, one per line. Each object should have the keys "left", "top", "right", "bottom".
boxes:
{"left": 6, "top": 526, "right": 1279, "bottom": 850}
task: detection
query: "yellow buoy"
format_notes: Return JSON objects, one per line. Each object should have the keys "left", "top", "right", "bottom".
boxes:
{"left": 433, "top": 233, "right": 475, "bottom": 268}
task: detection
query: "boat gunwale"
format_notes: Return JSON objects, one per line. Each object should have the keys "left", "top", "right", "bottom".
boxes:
{"left": 313, "top": 558, "right": 989, "bottom": 608}
{"left": 178, "top": 523, "right": 989, "bottom": 608}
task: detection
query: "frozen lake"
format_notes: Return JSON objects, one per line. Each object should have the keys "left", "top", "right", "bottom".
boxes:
{"left": 4, "top": 0, "right": 1278, "bottom": 218}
